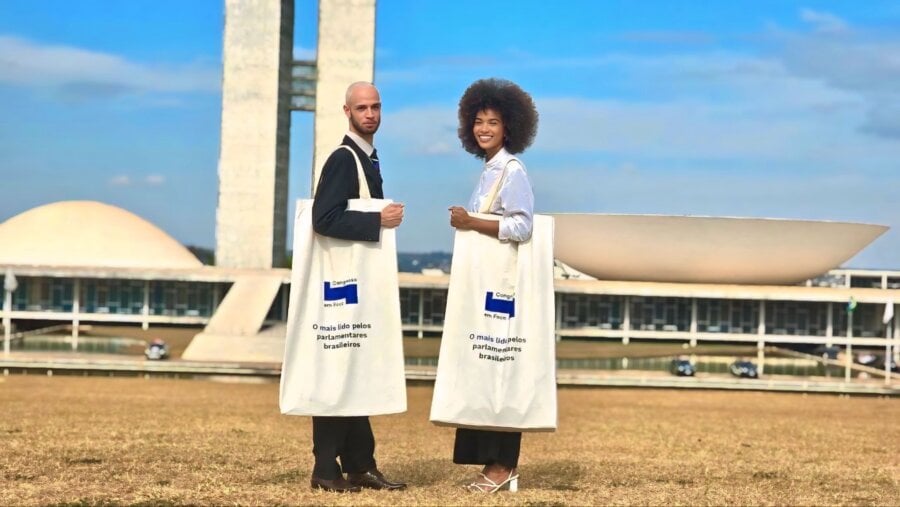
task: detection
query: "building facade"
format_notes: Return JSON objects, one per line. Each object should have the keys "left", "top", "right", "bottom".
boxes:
{"left": 4, "top": 268, "right": 897, "bottom": 346}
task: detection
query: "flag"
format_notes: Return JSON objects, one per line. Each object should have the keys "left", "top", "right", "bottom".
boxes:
{"left": 847, "top": 297, "right": 857, "bottom": 313}
{"left": 3, "top": 269, "right": 16, "bottom": 292}
{"left": 884, "top": 300, "right": 895, "bottom": 325}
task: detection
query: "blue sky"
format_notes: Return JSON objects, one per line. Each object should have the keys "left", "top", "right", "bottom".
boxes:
{"left": 1, "top": 1, "right": 898, "bottom": 268}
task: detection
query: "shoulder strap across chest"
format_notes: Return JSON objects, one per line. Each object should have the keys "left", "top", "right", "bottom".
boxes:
{"left": 479, "top": 157, "right": 519, "bottom": 213}
{"left": 336, "top": 145, "right": 372, "bottom": 199}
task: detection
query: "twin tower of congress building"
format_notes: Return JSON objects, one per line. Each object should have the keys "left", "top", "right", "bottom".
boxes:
{"left": 0, "top": 1, "right": 897, "bottom": 381}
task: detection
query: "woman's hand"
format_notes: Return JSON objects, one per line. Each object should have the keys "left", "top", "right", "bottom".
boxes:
{"left": 449, "top": 206, "right": 500, "bottom": 238}
{"left": 449, "top": 206, "right": 472, "bottom": 230}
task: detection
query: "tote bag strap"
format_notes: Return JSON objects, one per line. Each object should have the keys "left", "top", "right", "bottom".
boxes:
{"left": 337, "top": 145, "right": 372, "bottom": 199}
{"left": 478, "top": 157, "right": 519, "bottom": 214}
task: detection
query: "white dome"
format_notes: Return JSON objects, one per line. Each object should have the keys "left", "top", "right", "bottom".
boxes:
{"left": 0, "top": 201, "right": 202, "bottom": 269}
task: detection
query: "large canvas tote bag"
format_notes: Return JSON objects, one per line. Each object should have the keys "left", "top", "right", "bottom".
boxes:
{"left": 280, "top": 146, "right": 406, "bottom": 416}
{"left": 430, "top": 204, "right": 557, "bottom": 431}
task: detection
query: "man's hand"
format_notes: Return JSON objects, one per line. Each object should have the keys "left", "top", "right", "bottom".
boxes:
{"left": 449, "top": 206, "right": 472, "bottom": 230}
{"left": 380, "top": 202, "right": 404, "bottom": 228}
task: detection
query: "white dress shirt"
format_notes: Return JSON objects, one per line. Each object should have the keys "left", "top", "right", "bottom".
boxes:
{"left": 346, "top": 130, "right": 375, "bottom": 157}
{"left": 467, "top": 147, "right": 534, "bottom": 242}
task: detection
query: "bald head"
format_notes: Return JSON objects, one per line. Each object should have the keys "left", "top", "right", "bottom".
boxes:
{"left": 345, "top": 81, "right": 379, "bottom": 106}
{"left": 343, "top": 81, "right": 382, "bottom": 142}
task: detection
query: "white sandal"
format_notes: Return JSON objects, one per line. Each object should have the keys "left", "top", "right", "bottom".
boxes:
{"left": 466, "top": 471, "right": 519, "bottom": 493}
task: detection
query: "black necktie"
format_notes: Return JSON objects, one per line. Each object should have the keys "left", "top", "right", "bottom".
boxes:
{"left": 370, "top": 149, "right": 380, "bottom": 175}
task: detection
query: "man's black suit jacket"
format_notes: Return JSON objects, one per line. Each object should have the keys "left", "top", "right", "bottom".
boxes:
{"left": 312, "top": 136, "right": 383, "bottom": 242}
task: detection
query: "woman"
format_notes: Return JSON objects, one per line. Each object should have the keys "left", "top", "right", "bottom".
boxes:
{"left": 447, "top": 78, "right": 539, "bottom": 493}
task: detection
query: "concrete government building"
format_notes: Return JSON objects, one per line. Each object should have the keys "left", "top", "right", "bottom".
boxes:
{"left": 1, "top": 1, "right": 897, "bottom": 383}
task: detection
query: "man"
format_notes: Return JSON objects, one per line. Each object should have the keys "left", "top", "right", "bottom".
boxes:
{"left": 308, "top": 81, "right": 406, "bottom": 493}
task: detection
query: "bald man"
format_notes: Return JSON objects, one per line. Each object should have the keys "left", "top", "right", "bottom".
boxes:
{"left": 308, "top": 82, "right": 406, "bottom": 493}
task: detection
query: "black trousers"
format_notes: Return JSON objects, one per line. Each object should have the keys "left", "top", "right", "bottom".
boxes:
{"left": 312, "top": 416, "right": 377, "bottom": 479}
{"left": 453, "top": 428, "right": 522, "bottom": 469}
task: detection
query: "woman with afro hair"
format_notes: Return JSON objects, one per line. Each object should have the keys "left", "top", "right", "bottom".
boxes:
{"left": 447, "top": 78, "right": 539, "bottom": 493}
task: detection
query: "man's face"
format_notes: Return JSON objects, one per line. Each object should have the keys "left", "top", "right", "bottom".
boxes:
{"left": 344, "top": 85, "right": 381, "bottom": 137}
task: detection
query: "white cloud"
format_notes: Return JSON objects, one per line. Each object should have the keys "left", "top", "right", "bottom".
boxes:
{"left": 293, "top": 45, "right": 315, "bottom": 61}
{"left": 799, "top": 9, "right": 849, "bottom": 34}
{"left": 380, "top": 105, "right": 459, "bottom": 156}
{"left": 381, "top": 82, "right": 897, "bottom": 170}
{"left": 379, "top": 39, "right": 898, "bottom": 266}
{"left": 382, "top": 9, "right": 900, "bottom": 156}
{"left": 379, "top": 8, "right": 900, "bottom": 143}
{"left": 617, "top": 30, "right": 716, "bottom": 45}
{"left": 777, "top": 34, "right": 900, "bottom": 96}
{"left": 107, "top": 174, "right": 168, "bottom": 187}
{"left": 422, "top": 141, "right": 454, "bottom": 155}
{"left": 108, "top": 175, "right": 131, "bottom": 187}
{"left": 145, "top": 174, "right": 166, "bottom": 185}
{"left": 0, "top": 35, "right": 219, "bottom": 100}
{"left": 773, "top": 11, "right": 900, "bottom": 138}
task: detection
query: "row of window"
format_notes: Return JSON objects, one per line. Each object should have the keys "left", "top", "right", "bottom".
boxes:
{"left": 10, "top": 277, "right": 230, "bottom": 318}
{"left": 810, "top": 272, "right": 900, "bottom": 290}
{"left": 556, "top": 294, "right": 892, "bottom": 337}
{"left": 6, "top": 278, "right": 893, "bottom": 337}
{"left": 399, "top": 289, "right": 446, "bottom": 326}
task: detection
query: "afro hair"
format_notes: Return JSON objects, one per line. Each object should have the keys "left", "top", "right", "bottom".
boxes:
{"left": 457, "top": 78, "right": 538, "bottom": 158}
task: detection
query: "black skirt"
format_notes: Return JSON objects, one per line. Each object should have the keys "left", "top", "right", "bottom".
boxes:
{"left": 453, "top": 428, "right": 522, "bottom": 468}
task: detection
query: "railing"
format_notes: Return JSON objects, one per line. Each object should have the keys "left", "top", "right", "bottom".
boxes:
{"left": 5, "top": 324, "right": 72, "bottom": 344}
{"left": 405, "top": 354, "right": 865, "bottom": 378}
{"left": 10, "top": 335, "right": 145, "bottom": 354}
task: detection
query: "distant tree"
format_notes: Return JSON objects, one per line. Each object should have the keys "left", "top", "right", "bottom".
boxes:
{"left": 397, "top": 251, "right": 452, "bottom": 273}
{"left": 186, "top": 245, "right": 215, "bottom": 265}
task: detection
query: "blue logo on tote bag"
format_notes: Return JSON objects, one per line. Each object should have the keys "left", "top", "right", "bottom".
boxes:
{"left": 484, "top": 291, "right": 515, "bottom": 317}
{"left": 324, "top": 281, "right": 358, "bottom": 304}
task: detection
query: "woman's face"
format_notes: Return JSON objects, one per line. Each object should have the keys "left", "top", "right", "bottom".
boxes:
{"left": 473, "top": 108, "right": 504, "bottom": 158}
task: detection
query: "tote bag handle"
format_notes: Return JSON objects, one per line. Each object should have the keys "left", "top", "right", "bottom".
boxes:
{"left": 337, "top": 145, "right": 372, "bottom": 199}
{"left": 478, "top": 158, "right": 519, "bottom": 214}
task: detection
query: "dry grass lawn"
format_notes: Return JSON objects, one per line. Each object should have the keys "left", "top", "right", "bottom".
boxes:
{"left": 1, "top": 376, "right": 898, "bottom": 506}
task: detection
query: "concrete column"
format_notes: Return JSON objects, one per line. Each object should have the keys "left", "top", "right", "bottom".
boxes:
{"left": 758, "top": 300, "right": 765, "bottom": 336}
{"left": 757, "top": 340, "right": 765, "bottom": 376}
{"left": 2, "top": 289, "right": 10, "bottom": 356}
{"left": 554, "top": 294, "right": 562, "bottom": 342}
{"left": 417, "top": 290, "right": 424, "bottom": 339}
{"left": 312, "top": 0, "right": 376, "bottom": 192}
{"left": 689, "top": 298, "right": 698, "bottom": 347}
{"left": 891, "top": 304, "right": 900, "bottom": 370}
{"left": 216, "top": 0, "right": 294, "bottom": 268}
{"left": 845, "top": 308, "right": 853, "bottom": 383}
{"left": 71, "top": 279, "right": 80, "bottom": 350}
{"left": 622, "top": 296, "right": 630, "bottom": 345}
{"left": 142, "top": 281, "right": 150, "bottom": 331}
{"left": 885, "top": 305, "right": 892, "bottom": 385}
{"left": 826, "top": 302, "right": 833, "bottom": 347}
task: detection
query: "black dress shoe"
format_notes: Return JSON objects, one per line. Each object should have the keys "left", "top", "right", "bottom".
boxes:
{"left": 310, "top": 475, "right": 361, "bottom": 493}
{"left": 347, "top": 469, "right": 408, "bottom": 490}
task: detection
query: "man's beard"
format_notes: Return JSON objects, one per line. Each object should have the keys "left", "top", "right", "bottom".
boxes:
{"left": 350, "top": 115, "right": 379, "bottom": 136}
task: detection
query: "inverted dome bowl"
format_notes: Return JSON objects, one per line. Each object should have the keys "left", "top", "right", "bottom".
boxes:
{"left": 548, "top": 214, "right": 888, "bottom": 285}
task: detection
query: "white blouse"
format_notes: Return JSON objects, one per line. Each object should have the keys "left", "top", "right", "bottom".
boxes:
{"left": 467, "top": 147, "right": 534, "bottom": 242}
